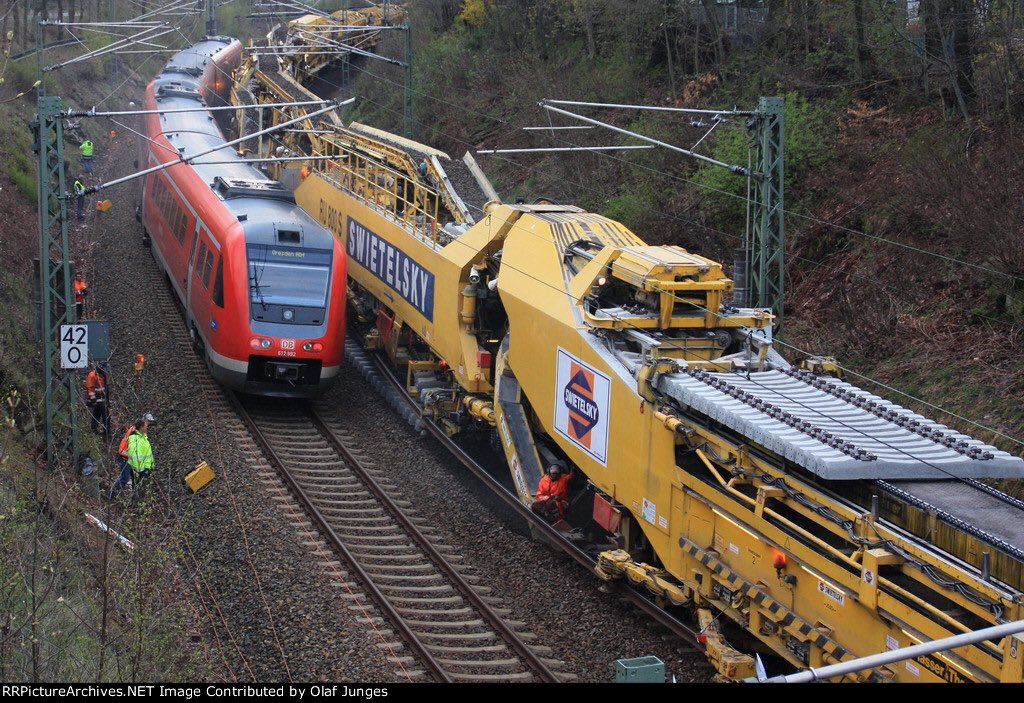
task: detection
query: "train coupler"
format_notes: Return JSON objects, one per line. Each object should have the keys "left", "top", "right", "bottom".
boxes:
{"left": 696, "top": 608, "right": 756, "bottom": 681}
{"left": 595, "top": 549, "right": 690, "bottom": 606}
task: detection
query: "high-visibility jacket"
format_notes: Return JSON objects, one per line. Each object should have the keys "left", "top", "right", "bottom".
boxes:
{"left": 80, "top": 140, "right": 93, "bottom": 157}
{"left": 84, "top": 370, "right": 106, "bottom": 402}
{"left": 117, "top": 424, "right": 134, "bottom": 459}
{"left": 74, "top": 278, "right": 88, "bottom": 303}
{"left": 536, "top": 472, "right": 570, "bottom": 515}
{"left": 126, "top": 431, "right": 154, "bottom": 473}
{"left": 73, "top": 179, "right": 86, "bottom": 196}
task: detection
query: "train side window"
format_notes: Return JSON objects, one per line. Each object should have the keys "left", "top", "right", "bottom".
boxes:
{"left": 161, "top": 188, "right": 171, "bottom": 223}
{"left": 195, "top": 242, "right": 207, "bottom": 277}
{"left": 212, "top": 257, "right": 224, "bottom": 307}
{"left": 202, "top": 249, "right": 214, "bottom": 289}
{"left": 176, "top": 210, "right": 187, "bottom": 245}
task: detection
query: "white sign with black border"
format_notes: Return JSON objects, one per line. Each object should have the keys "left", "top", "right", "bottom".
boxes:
{"left": 60, "top": 324, "right": 88, "bottom": 369}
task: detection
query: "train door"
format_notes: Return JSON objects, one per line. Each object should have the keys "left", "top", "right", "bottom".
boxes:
{"left": 186, "top": 222, "right": 201, "bottom": 311}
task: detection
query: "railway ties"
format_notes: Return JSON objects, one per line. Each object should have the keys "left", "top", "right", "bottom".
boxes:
{"left": 347, "top": 342, "right": 707, "bottom": 653}
{"left": 235, "top": 397, "right": 569, "bottom": 683}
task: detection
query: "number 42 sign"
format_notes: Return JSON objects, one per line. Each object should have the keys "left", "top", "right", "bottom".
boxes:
{"left": 60, "top": 325, "right": 89, "bottom": 369}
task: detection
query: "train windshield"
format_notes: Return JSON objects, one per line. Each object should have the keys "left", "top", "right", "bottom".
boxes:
{"left": 247, "top": 244, "right": 332, "bottom": 308}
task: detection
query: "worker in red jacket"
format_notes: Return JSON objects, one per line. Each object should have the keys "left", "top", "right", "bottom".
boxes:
{"left": 74, "top": 272, "right": 88, "bottom": 319}
{"left": 531, "top": 463, "right": 571, "bottom": 522}
{"left": 84, "top": 361, "right": 110, "bottom": 440}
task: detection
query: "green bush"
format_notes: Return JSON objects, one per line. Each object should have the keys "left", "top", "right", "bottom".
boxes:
{"left": 602, "top": 192, "right": 646, "bottom": 229}
{"left": 690, "top": 93, "right": 836, "bottom": 224}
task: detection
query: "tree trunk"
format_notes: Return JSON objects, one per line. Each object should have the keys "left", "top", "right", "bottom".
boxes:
{"left": 22, "top": 0, "right": 29, "bottom": 51}
{"left": 699, "top": 0, "right": 724, "bottom": 71}
{"left": 2, "top": 5, "right": 9, "bottom": 53}
{"left": 662, "top": 2, "right": 676, "bottom": 94}
{"left": 854, "top": 0, "right": 871, "bottom": 80}
{"left": 579, "top": 0, "right": 596, "bottom": 60}
{"left": 922, "top": 0, "right": 975, "bottom": 118}
{"left": 693, "top": 6, "right": 700, "bottom": 75}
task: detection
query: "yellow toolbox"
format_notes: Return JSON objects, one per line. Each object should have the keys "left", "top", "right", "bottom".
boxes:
{"left": 184, "top": 461, "right": 215, "bottom": 493}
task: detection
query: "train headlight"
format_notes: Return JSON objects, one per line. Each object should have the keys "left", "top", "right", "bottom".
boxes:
{"left": 303, "top": 342, "right": 323, "bottom": 352}
{"left": 250, "top": 337, "right": 272, "bottom": 350}
{"left": 283, "top": 309, "right": 294, "bottom": 321}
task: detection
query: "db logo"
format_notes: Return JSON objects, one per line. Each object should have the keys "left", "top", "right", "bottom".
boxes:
{"left": 281, "top": 339, "right": 295, "bottom": 350}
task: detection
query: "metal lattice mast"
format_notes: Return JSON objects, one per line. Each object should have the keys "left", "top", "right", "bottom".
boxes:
{"left": 750, "top": 96, "right": 785, "bottom": 333}
{"left": 206, "top": 0, "right": 217, "bottom": 35}
{"left": 403, "top": 23, "right": 413, "bottom": 138}
{"left": 35, "top": 96, "right": 79, "bottom": 472}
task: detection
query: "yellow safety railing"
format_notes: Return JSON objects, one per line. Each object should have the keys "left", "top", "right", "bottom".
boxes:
{"left": 312, "top": 137, "right": 444, "bottom": 248}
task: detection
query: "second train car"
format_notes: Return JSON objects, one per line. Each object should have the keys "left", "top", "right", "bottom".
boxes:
{"left": 138, "top": 37, "right": 346, "bottom": 397}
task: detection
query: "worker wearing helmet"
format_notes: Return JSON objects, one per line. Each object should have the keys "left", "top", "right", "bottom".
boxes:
{"left": 84, "top": 360, "right": 110, "bottom": 440}
{"left": 80, "top": 139, "right": 94, "bottom": 174}
{"left": 109, "top": 413, "right": 156, "bottom": 501}
{"left": 74, "top": 272, "right": 88, "bottom": 319}
{"left": 73, "top": 176, "right": 87, "bottom": 221}
{"left": 531, "top": 463, "right": 571, "bottom": 522}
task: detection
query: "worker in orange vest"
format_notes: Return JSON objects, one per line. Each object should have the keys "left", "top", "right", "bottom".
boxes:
{"left": 74, "top": 272, "right": 88, "bottom": 319}
{"left": 84, "top": 361, "right": 110, "bottom": 440}
{"left": 531, "top": 463, "right": 571, "bottom": 522}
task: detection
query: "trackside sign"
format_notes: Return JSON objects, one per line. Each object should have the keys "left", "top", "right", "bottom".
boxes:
{"left": 553, "top": 348, "right": 610, "bottom": 465}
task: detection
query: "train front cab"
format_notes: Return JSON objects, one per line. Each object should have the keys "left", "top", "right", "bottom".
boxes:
{"left": 212, "top": 222, "right": 345, "bottom": 397}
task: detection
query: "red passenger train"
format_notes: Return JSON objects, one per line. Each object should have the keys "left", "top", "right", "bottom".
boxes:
{"left": 138, "top": 37, "right": 345, "bottom": 397}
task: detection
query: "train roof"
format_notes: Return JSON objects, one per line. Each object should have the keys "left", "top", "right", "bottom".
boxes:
{"left": 162, "top": 37, "right": 234, "bottom": 76}
{"left": 150, "top": 42, "right": 335, "bottom": 250}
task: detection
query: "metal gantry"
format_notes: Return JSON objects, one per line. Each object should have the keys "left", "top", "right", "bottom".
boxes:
{"left": 205, "top": 0, "right": 217, "bottom": 36}
{"left": 34, "top": 96, "right": 79, "bottom": 473}
{"left": 749, "top": 96, "right": 784, "bottom": 332}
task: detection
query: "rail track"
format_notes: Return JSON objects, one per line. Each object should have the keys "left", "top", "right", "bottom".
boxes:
{"left": 232, "top": 395, "right": 569, "bottom": 682}
{"left": 344, "top": 341, "right": 707, "bottom": 651}
{"left": 141, "top": 250, "right": 568, "bottom": 681}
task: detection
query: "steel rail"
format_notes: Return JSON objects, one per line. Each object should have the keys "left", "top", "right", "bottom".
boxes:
{"left": 359, "top": 344, "right": 703, "bottom": 651}
{"left": 228, "top": 392, "right": 455, "bottom": 683}
{"left": 307, "top": 407, "right": 563, "bottom": 684}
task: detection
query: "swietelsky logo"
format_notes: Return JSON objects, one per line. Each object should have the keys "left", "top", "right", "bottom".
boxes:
{"left": 564, "top": 363, "right": 599, "bottom": 449}
{"left": 554, "top": 349, "right": 610, "bottom": 464}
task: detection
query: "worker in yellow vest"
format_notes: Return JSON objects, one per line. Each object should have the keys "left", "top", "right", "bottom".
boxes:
{"left": 109, "top": 413, "right": 156, "bottom": 500}
{"left": 73, "top": 176, "right": 86, "bottom": 221}
{"left": 80, "top": 139, "right": 94, "bottom": 174}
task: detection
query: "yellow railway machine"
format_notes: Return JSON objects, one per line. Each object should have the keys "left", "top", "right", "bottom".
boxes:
{"left": 282, "top": 4, "right": 407, "bottom": 78}
{"left": 278, "top": 110, "right": 1024, "bottom": 683}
